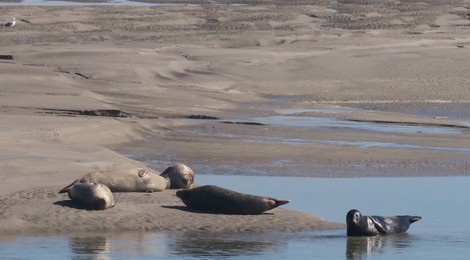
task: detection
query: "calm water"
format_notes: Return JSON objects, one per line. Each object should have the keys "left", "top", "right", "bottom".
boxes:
{"left": 1, "top": 175, "right": 470, "bottom": 259}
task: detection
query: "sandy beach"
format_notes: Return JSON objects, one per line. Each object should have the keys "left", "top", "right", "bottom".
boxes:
{"left": 0, "top": 1, "right": 469, "bottom": 234}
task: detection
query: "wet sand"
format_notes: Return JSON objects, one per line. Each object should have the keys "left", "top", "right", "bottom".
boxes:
{"left": 0, "top": 1, "right": 469, "bottom": 234}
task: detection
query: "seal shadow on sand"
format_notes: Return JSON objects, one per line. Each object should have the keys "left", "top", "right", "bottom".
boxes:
{"left": 161, "top": 205, "right": 275, "bottom": 215}
{"left": 54, "top": 200, "right": 109, "bottom": 211}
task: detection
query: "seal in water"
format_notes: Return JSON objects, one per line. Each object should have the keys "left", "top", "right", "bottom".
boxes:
{"left": 346, "top": 209, "right": 422, "bottom": 236}
{"left": 59, "top": 168, "right": 170, "bottom": 193}
{"left": 176, "top": 185, "right": 290, "bottom": 215}
{"left": 160, "top": 163, "right": 195, "bottom": 189}
{"left": 68, "top": 182, "right": 115, "bottom": 210}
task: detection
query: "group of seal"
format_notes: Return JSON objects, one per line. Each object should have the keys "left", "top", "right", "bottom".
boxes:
{"left": 59, "top": 167, "right": 170, "bottom": 194}
{"left": 58, "top": 163, "right": 290, "bottom": 214}
{"left": 59, "top": 163, "right": 195, "bottom": 210}
{"left": 59, "top": 164, "right": 421, "bottom": 236}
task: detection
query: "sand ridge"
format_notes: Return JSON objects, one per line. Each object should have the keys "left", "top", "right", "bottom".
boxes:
{"left": 0, "top": 186, "right": 343, "bottom": 234}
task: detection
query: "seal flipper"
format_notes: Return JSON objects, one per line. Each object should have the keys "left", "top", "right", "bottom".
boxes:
{"left": 275, "top": 199, "right": 290, "bottom": 206}
{"left": 58, "top": 179, "right": 79, "bottom": 194}
{"left": 271, "top": 199, "right": 291, "bottom": 209}
{"left": 371, "top": 217, "right": 388, "bottom": 235}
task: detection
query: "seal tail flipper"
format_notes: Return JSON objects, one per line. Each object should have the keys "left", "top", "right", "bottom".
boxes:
{"left": 273, "top": 199, "right": 291, "bottom": 208}
{"left": 58, "top": 180, "right": 78, "bottom": 193}
{"left": 410, "top": 216, "right": 422, "bottom": 223}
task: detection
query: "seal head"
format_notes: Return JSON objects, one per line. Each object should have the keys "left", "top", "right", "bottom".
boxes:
{"left": 160, "top": 164, "right": 195, "bottom": 189}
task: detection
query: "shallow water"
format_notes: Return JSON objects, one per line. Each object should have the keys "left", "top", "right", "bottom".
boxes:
{"left": 2, "top": 176, "right": 470, "bottom": 259}
{"left": 251, "top": 115, "right": 466, "bottom": 134}
{"left": 179, "top": 114, "right": 470, "bottom": 155}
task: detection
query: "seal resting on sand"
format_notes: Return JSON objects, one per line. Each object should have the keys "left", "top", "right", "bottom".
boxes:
{"left": 346, "top": 209, "right": 422, "bottom": 236}
{"left": 160, "top": 163, "right": 195, "bottom": 189}
{"left": 68, "top": 182, "right": 115, "bottom": 210}
{"left": 59, "top": 168, "right": 170, "bottom": 193}
{"left": 176, "top": 185, "right": 290, "bottom": 215}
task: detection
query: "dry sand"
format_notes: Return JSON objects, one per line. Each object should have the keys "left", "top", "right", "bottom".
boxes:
{"left": 0, "top": 1, "right": 469, "bottom": 234}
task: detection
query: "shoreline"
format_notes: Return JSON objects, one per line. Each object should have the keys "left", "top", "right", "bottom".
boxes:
{"left": 1, "top": 2, "right": 469, "bottom": 234}
{"left": 0, "top": 186, "right": 345, "bottom": 235}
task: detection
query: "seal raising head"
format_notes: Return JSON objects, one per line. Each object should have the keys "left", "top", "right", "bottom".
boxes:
{"left": 346, "top": 209, "right": 422, "bottom": 236}
{"left": 176, "top": 185, "right": 290, "bottom": 215}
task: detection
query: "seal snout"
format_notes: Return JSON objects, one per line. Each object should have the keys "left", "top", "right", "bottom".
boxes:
{"left": 410, "top": 216, "right": 422, "bottom": 223}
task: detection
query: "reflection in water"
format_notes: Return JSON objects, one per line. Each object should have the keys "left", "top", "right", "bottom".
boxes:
{"left": 67, "top": 232, "right": 169, "bottom": 259}
{"left": 170, "top": 232, "right": 283, "bottom": 258}
{"left": 0, "top": 176, "right": 469, "bottom": 259}
{"left": 69, "top": 235, "right": 111, "bottom": 260}
{"left": 346, "top": 234, "right": 416, "bottom": 260}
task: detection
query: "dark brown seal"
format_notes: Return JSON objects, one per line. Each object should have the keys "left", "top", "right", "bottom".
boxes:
{"left": 176, "top": 185, "right": 290, "bottom": 215}
{"left": 160, "top": 163, "right": 195, "bottom": 189}
{"left": 346, "top": 209, "right": 422, "bottom": 236}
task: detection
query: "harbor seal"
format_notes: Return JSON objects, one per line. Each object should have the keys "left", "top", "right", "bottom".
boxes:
{"left": 59, "top": 168, "right": 170, "bottom": 193}
{"left": 68, "top": 183, "right": 115, "bottom": 210}
{"left": 346, "top": 209, "right": 422, "bottom": 236}
{"left": 176, "top": 185, "right": 290, "bottom": 215}
{"left": 160, "top": 164, "right": 195, "bottom": 189}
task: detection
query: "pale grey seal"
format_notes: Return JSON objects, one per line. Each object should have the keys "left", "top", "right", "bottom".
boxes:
{"left": 176, "top": 185, "right": 290, "bottom": 215}
{"left": 59, "top": 168, "right": 170, "bottom": 193}
{"left": 160, "top": 163, "right": 195, "bottom": 189}
{"left": 68, "top": 182, "right": 115, "bottom": 210}
{"left": 346, "top": 209, "right": 422, "bottom": 236}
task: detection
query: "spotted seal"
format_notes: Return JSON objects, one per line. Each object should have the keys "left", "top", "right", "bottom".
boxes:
{"left": 346, "top": 209, "right": 422, "bottom": 236}
{"left": 68, "top": 182, "right": 115, "bottom": 210}
{"left": 160, "top": 164, "right": 195, "bottom": 189}
{"left": 176, "top": 185, "right": 290, "bottom": 215}
{"left": 59, "top": 168, "right": 170, "bottom": 193}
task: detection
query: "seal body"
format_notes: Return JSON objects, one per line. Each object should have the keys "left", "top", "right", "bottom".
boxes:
{"left": 68, "top": 183, "right": 115, "bottom": 210}
{"left": 176, "top": 185, "right": 290, "bottom": 215}
{"left": 59, "top": 168, "right": 170, "bottom": 193}
{"left": 346, "top": 209, "right": 422, "bottom": 236}
{"left": 160, "top": 164, "right": 195, "bottom": 189}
